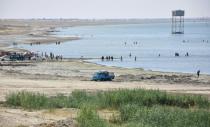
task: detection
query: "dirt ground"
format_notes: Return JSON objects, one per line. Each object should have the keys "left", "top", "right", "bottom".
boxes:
{"left": 1, "top": 60, "right": 210, "bottom": 101}
{"left": 0, "top": 19, "right": 210, "bottom": 127}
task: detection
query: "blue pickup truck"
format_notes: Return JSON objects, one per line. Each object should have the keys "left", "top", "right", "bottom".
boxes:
{"left": 92, "top": 71, "right": 115, "bottom": 81}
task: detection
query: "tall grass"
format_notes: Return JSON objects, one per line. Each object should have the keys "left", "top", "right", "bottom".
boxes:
{"left": 119, "top": 105, "right": 210, "bottom": 127}
{"left": 98, "top": 89, "right": 209, "bottom": 109}
{"left": 77, "top": 106, "right": 108, "bottom": 127}
{"left": 5, "top": 89, "right": 210, "bottom": 127}
{"left": 6, "top": 89, "right": 210, "bottom": 109}
{"left": 6, "top": 91, "right": 48, "bottom": 110}
{"left": 5, "top": 90, "right": 99, "bottom": 110}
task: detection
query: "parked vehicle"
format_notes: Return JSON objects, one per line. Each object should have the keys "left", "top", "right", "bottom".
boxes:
{"left": 92, "top": 71, "right": 115, "bottom": 81}
{"left": 0, "top": 55, "right": 10, "bottom": 61}
{"left": 9, "top": 54, "right": 24, "bottom": 61}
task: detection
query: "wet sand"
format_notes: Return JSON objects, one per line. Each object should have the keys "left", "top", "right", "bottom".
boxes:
{"left": 0, "top": 19, "right": 210, "bottom": 127}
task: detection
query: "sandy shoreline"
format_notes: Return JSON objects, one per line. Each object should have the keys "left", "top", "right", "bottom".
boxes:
{"left": 0, "top": 19, "right": 82, "bottom": 53}
{"left": 0, "top": 19, "right": 210, "bottom": 127}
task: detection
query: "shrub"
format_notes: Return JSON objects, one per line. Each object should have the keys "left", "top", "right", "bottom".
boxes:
{"left": 119, "top": 105, "right": 210, "bottom": 127}
{"left": 77, "top": 106, "right": 108, "bottom": 127}
{"left": 6, "top": 89, "right": 210, "bottom": 110}
{"left": 97, "top": 89, "right": 209, "bottom": 109}
{"left": 6, "top": 91, "right": 48, "bottom": 110}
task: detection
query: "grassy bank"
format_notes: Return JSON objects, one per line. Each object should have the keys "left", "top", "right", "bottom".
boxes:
{"left": 5, "top": 89, "right": 210, "bottom": 127}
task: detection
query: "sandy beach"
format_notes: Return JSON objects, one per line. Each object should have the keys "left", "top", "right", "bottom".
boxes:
{"left": 0, "top": 19, "right": 210, "bottom": 127}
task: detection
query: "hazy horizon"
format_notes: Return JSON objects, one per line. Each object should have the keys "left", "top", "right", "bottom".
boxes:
{"left": 0, "top": 0, "right": 210, "bottom": 19}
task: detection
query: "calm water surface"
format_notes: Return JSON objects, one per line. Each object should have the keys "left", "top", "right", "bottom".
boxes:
{"left": 16, "top": 21, "right": 210, "bottom": 74}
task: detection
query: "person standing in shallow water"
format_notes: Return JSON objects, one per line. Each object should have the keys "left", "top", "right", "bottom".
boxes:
{"left": 101, "top": 56, "right": 104, "bottom": 61}
{"left": 111, "top": 56, "right": 113, "bottom": 61}
{"left": 197, "top": 70, "right": 200, "bottom": 78}
{"left": 129, "top": 53, "right": 132, "bottom": 58}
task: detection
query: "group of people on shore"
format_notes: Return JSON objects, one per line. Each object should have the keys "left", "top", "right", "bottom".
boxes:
{"left": 49, "top": 52, "right": 63, "bottom": 60}
{"left": 29, "top": 41, "right": 62, "bottom": 46}
{"left": 101, "top": 56, "right": 114, "bottom": 61}
{"left": 100, "top": 53, "right": 137, "bottom": 62}
{"left": 30, "top": 42, "right": 41, "bottom": 46}
{"left": 41, "top": 52, "right": 63, "bottom": 61}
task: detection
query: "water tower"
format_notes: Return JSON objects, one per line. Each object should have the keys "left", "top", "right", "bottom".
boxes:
{"left": 172, "top": 10, "right": 185, "bottom": 34}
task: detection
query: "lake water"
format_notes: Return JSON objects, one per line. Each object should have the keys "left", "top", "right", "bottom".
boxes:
{"left": 16, "top": 21, "right": 210, "bottom": 74}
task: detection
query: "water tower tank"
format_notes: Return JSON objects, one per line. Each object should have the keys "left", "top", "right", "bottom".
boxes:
{"left": 172, "top": 10, "right": 185, "bottom": 34}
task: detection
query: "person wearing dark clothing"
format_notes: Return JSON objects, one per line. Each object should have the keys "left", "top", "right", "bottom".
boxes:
{"left": 108, "top": 56, "right": 111, "bottom": 60}
{"left": 185, "top": 52, "right": 189, "bottom": 56}
{"left": 111, "top": 56, "right": 113, "bottom": 61}
{"left": 101, "top": 56, "right": 104, "bottom": 61}
{"left": 175, "top": 52, "right": 179, "bottom": 57}
{"left": 129, "top": 53, "right": 132, "bottom": 57}
{"left": 106, "top": 56, "right": 108, "bottom": 61}
{"left": 120, "top": 56, "right": 123, "bottom": 61}
{"left": 197, "top": 70, "right": 200, "bottom": 78}
{"left": 50, "top": 52, "right": 53, "bottom": 60}
{"left": 134, "top": 56, "right": 137, "bottom": 61}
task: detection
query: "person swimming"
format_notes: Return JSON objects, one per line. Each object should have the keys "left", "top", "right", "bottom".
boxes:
{"left": 129, "top": 53, "right": 132, "bottom": 57}
{"left": 185, "top": 52, "right": 189, "bottom": 56}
